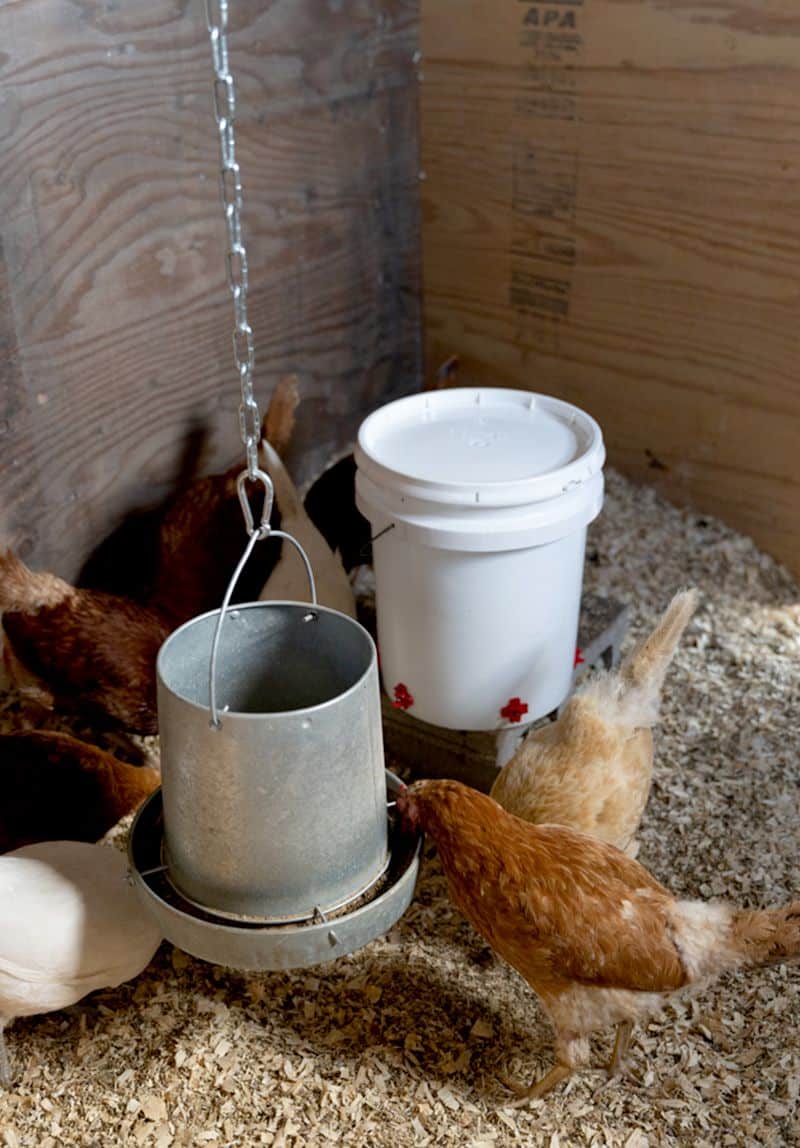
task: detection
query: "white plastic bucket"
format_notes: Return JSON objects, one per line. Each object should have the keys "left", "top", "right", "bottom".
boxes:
{"left": 354, "top": 388, "right": 605, "bottom": 731}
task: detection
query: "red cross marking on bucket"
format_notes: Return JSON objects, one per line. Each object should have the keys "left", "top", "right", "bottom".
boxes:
{"left": 392, "top": 683, "right": 414, "bottom": 710}
{"left": 500, "top": 697, "right": 529, "bottom": 723}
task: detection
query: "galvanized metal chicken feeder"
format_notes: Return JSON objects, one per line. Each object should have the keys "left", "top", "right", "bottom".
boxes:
{"left": 126, "top": 13, "right": 421, "bottom": 969}
{"left": 129, "top": 473, "right": 420, "bottom": 970}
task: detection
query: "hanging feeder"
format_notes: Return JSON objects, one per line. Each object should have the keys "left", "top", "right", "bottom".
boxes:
{"left": 129, "top": 483, "right": 420, "bottom": 970}
{"left": 128, "top": 0, "right": 419, "bottom": 970}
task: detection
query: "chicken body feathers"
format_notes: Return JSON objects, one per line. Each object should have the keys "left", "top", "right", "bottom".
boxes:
{"left": 257, "top": 440, "right": 356, "bottom": 618}
{"left": 491, "top": 706, "right": 654, "bottom": 854}
{"left": 587, "top": 587, "right": 699, "bottom": 729}
{"left": 411, "top": 781, "right": 689, "bottom": 996}
{"left": 0, "top": 731, "right": 159, "bottom": 853}
{"left": 0, "top": 841, "right": 161, "bottom": 1029}
{"left": 399, "top": 780, "right": 799, "bottom": 1082}
{"left": 491, "top": 589, "right": 698, "bottom": 852}
{"left": 0, "top": 552, "right": 71, "bottom": 613}
{"left": 0, "top": 552, "right": 169, "bottom": 734}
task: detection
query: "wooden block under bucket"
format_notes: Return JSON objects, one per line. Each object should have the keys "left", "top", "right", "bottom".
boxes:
{"left": 380, "top": 593, "right": 629, "bottom": 792}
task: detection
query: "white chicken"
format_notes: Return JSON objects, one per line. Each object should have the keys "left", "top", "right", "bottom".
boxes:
{"left": 0, "top": 841, "right": 162, "bottom": 1085}
{"left": 257, "top": 391, "right": 356, "bottom": 618}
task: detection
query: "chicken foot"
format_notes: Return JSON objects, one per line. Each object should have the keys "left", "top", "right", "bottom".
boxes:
{"left": 606, "top": 1020, "right": 634, "bottom": 1077}
{"left": 0, "top": 1021, "right": 11, "bottom": 1088}
{"left": 500, "top": 1019, "right": 635, "bottom": 1103}
{"left": 499, "top": 1062, "right": 573, "bottom": 1105}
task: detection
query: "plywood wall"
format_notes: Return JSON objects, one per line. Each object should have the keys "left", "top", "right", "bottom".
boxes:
{"left": 0, "top": 0, "right": 421, "bottom": 578}
{"left": 420, "top": 0, "right": 800, "bottom": 573}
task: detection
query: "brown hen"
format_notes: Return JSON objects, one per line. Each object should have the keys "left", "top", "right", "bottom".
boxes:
{"left": 397, "top": 779, "right": 800, "bottom": 1101}
{"left": 0, "top": 730, "right": 159, "bottom": 852}
{"left": 0, "top": 552, "right": 169, "bottom": 734}
{"left": 491, "top": 589, "right": 698, "bottom": 855}
{"left": 0, "top": 380, "right": 307, "bottom": 734}
{"left": 146, "top": 378, "right": 297, "bottom": 625}
{"left": 150, "top": 374, "right": 354, "bottom": 622}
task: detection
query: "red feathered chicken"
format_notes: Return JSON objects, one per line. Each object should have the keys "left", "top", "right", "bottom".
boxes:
{"left": 397, "top": 779, "right": 800, "bottom": 1101}
{"left": 0, "top": 553, "right": 169, "bottom": 734}
{"left": 150, "top": 374, "right": 354, "bottom": 622}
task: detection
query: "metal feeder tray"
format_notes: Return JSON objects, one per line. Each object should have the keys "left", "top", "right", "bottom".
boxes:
{"left": 128, "top": 770, "right": 420, "bottom": 971}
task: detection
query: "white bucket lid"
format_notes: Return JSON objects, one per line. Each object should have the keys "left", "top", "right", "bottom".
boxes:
{"left": 355, "top": 388, "right": 605, "bottom": 509}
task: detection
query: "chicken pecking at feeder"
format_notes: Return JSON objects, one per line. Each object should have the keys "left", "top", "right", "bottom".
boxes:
{"left": 127, "top": 0, "right": 420, "bottom": 972}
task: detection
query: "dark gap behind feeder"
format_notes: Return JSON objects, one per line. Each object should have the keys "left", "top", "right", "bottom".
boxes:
{"left": 303, "top": 455, "right": 372, "bottom": 571}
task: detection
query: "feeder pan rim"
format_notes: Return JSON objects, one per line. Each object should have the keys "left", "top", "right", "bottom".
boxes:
{"left": 163, "top": 847, "right": 392, "bottom": 926}
{"left": 127, "top": 772, "right": 421, "bottom": 971}
{"left": 132, "top": 794, "right": 415, "bottom": 933}
{"left": 156, "top": 599, "right": 377, "bottom": 721}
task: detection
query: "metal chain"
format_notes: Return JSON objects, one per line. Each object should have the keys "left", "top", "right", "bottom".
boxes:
{"left": 206, "top": 0, "right": 260, "bottom": 480}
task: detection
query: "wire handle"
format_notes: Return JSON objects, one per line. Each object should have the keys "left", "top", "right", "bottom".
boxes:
{"left": 208, "top": 471, "right": 318, "bottom": 729}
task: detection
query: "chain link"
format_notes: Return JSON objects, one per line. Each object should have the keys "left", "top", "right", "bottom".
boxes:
{"left": 206, "top": 0, "right": 260, "bottom": 479}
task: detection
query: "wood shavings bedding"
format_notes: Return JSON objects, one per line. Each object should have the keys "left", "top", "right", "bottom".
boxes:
{"left": 2, "top": 469, "right": 799, "bottom": 1146}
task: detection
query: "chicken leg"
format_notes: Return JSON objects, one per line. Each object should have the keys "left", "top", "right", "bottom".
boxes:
{"left": 0, "top": 1020, "right": 11, "bottom": 1087}
{"left": 500, "top": 1062, "right": 573, "bottom": 1105}
{"left": 607, "top": 1020, "right": 634, "bottom": 1077}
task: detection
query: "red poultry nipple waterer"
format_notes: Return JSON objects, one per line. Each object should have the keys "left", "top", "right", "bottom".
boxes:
{"left": 127, "top": 0, "right": 419, "bottom": 971}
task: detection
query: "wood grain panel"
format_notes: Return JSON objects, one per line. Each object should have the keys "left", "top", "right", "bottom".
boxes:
{"left": 420, "top": 0, "right": 800, "bottom": 573}
{"left": 0, "top": 0, "right": 421, "bottom": 578}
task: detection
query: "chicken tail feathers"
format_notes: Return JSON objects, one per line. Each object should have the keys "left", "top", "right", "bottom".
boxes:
{"left": 620, "top": 589, "right": 698, "bottom": 698}
{"left": 263, "top": 375, "right": 300, "bottom": 461}
{"left": 0, "top": 550, "right": 73, "bottom": 613}
{"left": 572, "top": 589, "right": 697, "bottom": 729}
{"left": 730, "top": 901, "right": 800, "bottom": 969}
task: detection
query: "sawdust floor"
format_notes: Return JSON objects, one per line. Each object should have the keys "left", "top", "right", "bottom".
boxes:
{"left": 1, "top": 469, "right": 799, "bottom": 1147}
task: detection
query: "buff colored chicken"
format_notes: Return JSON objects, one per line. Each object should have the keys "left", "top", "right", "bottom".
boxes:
{"left": 396, "top": 779, "right": 800, "bottom": 1101}
{"left": 254, "top": 375, "right": 355, "bottom": 616}
{"left": 491, "top": 589, "right": 698, "bottom": 855}
{"left": 257, "top": 438, "right": 356, "bottom": 617}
